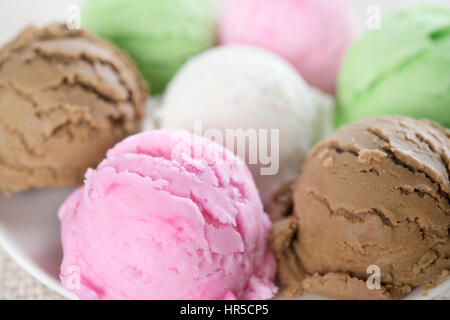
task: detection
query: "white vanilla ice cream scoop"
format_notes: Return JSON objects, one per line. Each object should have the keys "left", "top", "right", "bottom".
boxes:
{"left": 158, "top": 45, "right": 333, "bottom": 205}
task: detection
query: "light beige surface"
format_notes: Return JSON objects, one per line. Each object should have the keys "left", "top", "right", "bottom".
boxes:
{"left": 0, "top": 247, "right": 63, "bottom": 299}
{"left": 0, "top": 246, "right": 448, "bottom": 300}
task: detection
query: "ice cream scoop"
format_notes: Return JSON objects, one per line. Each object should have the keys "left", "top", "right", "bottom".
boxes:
{"left": 219, "top": 0, "right": 358, "bottom": 94}
{"left": 82, "top": 0, "right": 217, "bottom": 93}
{"left": 0, "top": 24, "right": 147, "bottom": 195}
{"left": 59, "top": 129, "right": 277, "bottom": 300}
{"left": 269, "top": 116, "right": 450, "bottom": 299}
{"left": 337, "top": 4, "right": 450, "bottom": 128}
{"left": 158, "top": 45, "right": 334, "bottom": 205}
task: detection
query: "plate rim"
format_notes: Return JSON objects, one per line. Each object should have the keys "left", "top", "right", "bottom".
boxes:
{"left": 0, "top": 224, "right": 77, "bottom": 300}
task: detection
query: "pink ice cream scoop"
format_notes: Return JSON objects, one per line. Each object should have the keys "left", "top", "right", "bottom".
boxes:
{"left": 219, "top": 0, "right": 358, "bottom": 94}
{"left": 59, "top": 130, "right": 277, "bottom": 300}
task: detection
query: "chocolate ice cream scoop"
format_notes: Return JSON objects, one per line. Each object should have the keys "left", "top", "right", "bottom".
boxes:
{"left": 269, "top": 116, "right": 450, "bottom": 300}
{"left": 0, "top": 24, "right": 147, "bottom": 195}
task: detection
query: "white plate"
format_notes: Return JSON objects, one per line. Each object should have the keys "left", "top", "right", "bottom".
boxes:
{"left": 0, "top": 189, "right": 449, "bottom": 300}
{"left": 0, "top": 188, "right": 77, "bottom": 299}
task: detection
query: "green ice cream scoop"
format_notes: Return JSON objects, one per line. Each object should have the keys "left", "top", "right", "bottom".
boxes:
{"left": 82, "top": 0, "right": 217, "bottom": 93}
{"left": 336, "top": 5, "right": 450, "bottom": 128}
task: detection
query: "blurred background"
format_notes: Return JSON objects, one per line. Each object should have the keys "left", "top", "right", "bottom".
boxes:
{"left": 0, "top": 0, "right": 449, "bottom": 46}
